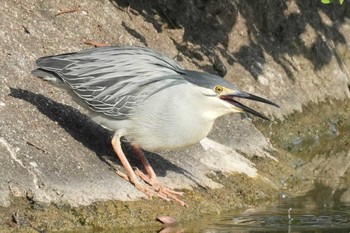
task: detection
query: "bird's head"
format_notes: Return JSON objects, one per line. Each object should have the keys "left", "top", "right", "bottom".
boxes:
{"left": 184, "top": 71, "right": 279, "bottom": 121}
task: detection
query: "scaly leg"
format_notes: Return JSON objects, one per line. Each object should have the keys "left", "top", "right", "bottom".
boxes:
{"left": 111, "top": 135, "right": 186, "bottom": 206}
{"left": 111, "top": 135, "right": 169, "bottom": 200}
{"left": 132, "top": 145, "right": 186, "bottom": 205}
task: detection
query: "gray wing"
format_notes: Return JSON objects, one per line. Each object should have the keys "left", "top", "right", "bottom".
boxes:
{"left": 34, "top": 46, "right": 187, "bottom": 120}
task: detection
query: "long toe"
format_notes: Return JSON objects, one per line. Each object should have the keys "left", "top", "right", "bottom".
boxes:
{"left": 116, "top": 169, "right": 169, "bottom": 200}
{"left": 158, "top": 188, "right": 187, "bottom": 207}
{"left": 134, "top": 168, "right": 187, "bottom": 206}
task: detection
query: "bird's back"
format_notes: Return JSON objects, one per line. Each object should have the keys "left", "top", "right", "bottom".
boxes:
{"left": 32, "top": 46, "right": 187, "bottom": 120}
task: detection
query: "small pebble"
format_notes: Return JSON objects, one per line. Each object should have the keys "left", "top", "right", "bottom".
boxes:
{"left": 29, "top": 161, "right": 38, "bottom": 168}
{"left": 157, "top": 216, "right": 177, "bottom": 225}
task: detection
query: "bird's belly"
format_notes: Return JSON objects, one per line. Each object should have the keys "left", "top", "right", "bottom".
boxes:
{"left": 123, "top": 83, "right": 218, "bottom": 152}
{"left": 126, "top": 117, "right": 214, "bottom": 152}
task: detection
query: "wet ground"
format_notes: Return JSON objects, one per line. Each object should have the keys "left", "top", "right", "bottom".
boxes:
{"left": 1, "top": 99, "right": 349, "bottom": 232}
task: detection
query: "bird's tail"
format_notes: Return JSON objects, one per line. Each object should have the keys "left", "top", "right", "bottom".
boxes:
{"left": 32, "top": 68, "right": 65, "bottom": 87}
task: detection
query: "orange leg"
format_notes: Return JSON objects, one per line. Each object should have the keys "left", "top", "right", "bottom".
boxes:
{"left": 132, "top": 145, "right": 184, "bottom": 196}
{"left": 111, "top": 136, "right": 168, "bottom": 200}
{"left": 111, "top": 135, "right": 186, "bottom": 206}
{"left": 132, "top": 145, "right": 158, "bottom": 181}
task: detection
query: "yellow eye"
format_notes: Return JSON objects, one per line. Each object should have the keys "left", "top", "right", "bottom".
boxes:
{"left": 214, "top": 85, "right": 224, "bottom": 93}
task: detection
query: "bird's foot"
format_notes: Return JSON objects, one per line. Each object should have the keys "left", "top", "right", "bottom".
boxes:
{"left": 116, "top": 169, "right": 187, "bottom": 206}
{"left": 134, "top": 168, "right": 187, "bottom": 206}
{"left": 116, "top": 170, "right": 169, "bottom": 200}
{"left": 134, "top": 168, "right": 184, "bottom": 195}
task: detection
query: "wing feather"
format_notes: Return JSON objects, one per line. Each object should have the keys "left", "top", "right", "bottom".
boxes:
{"left": 35, "top": 46, "right": 187, "bottom": 119}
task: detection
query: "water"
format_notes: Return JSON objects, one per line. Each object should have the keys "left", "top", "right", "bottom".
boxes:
{"left": 200, "top": 200, "right": 350, "bottom": 233}
{"left": 159, "top": 146, "right": 350, "bottom": 233}
{"left": 158, "top": 198, "right": 350, "bottom": 233}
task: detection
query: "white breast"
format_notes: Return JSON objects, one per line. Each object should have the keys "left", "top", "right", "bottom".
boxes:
{"left": 124, "top": 83, "right": 219, "bottom": 152}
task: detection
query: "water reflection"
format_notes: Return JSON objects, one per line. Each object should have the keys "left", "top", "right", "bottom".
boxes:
{"left": 202, "top": 199, "right": 350, "bottom": 233}
{"left": 155, "top": 197, "right": 350, "bottom": 233}
{"left": 171, "top": 149, "right": 350, "bottom": 233}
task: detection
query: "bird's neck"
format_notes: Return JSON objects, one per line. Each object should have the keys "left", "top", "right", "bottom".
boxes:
{"left": 197, "top": 95, "right": 234, "bottom": 122}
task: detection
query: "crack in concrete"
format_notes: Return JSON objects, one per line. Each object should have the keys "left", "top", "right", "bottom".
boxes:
{"left": 0, "top": 137, "right": 40, "bottom": 189}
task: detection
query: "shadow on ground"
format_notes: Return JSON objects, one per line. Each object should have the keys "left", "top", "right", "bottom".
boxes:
{"left": 111, "top": 0, "right": 349, "bottom": 80}
{"left": 9, "top": 88, "right": 188, "bottom": 178}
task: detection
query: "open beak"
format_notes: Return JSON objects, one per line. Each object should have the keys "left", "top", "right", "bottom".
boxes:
{"left": 220, "top": 92, "right": 279, "bottom": 121}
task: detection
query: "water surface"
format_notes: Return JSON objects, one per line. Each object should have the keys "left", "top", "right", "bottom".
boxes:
{"left": 193, "top": 198, "right": 350, "bottom": 233}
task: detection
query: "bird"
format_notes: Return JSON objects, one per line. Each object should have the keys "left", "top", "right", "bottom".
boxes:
{"left": 32, "top": 45, "right": 279, "bottom": 206}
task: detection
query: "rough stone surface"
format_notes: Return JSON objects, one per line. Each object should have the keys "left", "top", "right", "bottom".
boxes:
{"left": 0, "top": 0, "right": 350, "bottom": 226}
